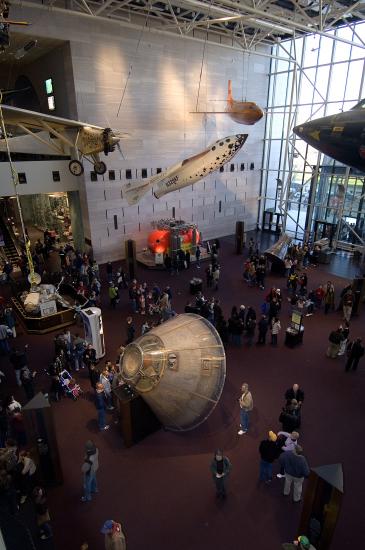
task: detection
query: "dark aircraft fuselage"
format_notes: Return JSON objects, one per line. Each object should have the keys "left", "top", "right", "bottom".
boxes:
{"left": 293, "top": 101, "right": 365, "bottom": 172}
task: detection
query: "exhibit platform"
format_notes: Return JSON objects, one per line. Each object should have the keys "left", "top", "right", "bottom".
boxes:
{"left": 136, "top": 248, "right": 210, "bottom": 269}
{"left": 11, "top": 295, "right": 75, "bottom": 334}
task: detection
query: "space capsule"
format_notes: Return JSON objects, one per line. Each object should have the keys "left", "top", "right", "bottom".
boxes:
{"left": 120, "top": 313, "right": 226, "bottom": 431}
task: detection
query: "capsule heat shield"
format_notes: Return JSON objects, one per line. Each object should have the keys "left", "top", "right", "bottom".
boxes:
{"left": 120, "top": 313, "right": 226, "bottom": 431}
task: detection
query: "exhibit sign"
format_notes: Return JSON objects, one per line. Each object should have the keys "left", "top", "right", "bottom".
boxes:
{"left": 40, "top": 300, "right": 57, "bottom": 317}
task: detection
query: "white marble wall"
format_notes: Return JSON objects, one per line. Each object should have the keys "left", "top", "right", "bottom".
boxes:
{"left": 11, "top": 5, "right": 270, "bottom": 262}
{"left": 0, "top": 160, "right": 78, "bottom": 196}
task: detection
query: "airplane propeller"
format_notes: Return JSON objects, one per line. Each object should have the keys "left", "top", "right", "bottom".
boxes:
{"left": 102, "top": 127, "right": 114, "bottom": 155}
{"left": 116, "top": 141, "right": 125, "bottom": 159}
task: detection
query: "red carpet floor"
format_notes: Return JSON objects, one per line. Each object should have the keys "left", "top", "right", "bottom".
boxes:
{"left": 1, "top": 236, "right": 364, "bottom": 550}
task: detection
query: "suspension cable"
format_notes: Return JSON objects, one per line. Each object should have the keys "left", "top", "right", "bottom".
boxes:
{"left": 0, "top": 91, "right": 37, "bottom": 285}
{"left": 116, "top": 3, "right": 152, "bottom": 118}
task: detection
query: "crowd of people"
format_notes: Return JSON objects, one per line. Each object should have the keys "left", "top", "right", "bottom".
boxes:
{"left": 0, "top": 230, "right": 364, "bottom": 549}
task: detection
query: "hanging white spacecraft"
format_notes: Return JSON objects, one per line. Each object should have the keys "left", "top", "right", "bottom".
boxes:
{"left": 124, "top": 134, "right": 248, "bottom": 205}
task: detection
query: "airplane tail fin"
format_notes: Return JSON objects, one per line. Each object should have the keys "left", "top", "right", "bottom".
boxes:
{"left": 227, "top": 80, "right": 233, "bottom": 103}
{"left": 123, "top": 180, "right": 152, "bottom": 205}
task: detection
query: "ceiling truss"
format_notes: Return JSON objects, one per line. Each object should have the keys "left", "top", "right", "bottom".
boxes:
{"left": 11, "top": 0, "right": 365, "bottom": 51}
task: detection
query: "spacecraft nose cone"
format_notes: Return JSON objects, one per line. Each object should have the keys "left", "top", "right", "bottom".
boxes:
{"left": 293, "top": 124, "right": 303, "bottom": 137}
{"left": 293, "top": 121, "right": 314, "bottom": 139}
{"left": 236, "top": 134, "right": 248, "bottom": 145}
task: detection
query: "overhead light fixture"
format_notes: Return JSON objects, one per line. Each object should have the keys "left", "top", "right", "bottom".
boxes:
{"left": 14, "top": 39, "right": 38, "bottom": 60}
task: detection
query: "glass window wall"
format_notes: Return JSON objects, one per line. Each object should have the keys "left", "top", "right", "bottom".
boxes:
{"left": 261, "top": 22, "right": 365, "bottom": 247}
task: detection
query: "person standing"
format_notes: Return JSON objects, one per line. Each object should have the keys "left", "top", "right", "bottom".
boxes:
{"left": 342, "top": 290, "right": 354, "bottom": 323}
{"left": 100, "top": 369, "right": 114, "bottom": 410}
{"left": 238, "top": 383, "right": 253, "bottom": 435}
{"left": 101, "top": 520, "right": 126, "bottom": 550}
{"left": 285, "top": 383, "right": 304, "bottom": 407}
{"left": 271, "top": 317, "right": 281, "bottom": 346}
{"left": 345, "top": 337, "right": 364, "bottom": 372}
{"left": 81, "top": 440, "right": 99, "bottom": 502}
{"left": 324, "top": 282, "right": 335, "bottom": 314}
{"left": 95, "top": 383, "right": 109, "bottom": 431}
{"left": 73, "top": 334, "right": 86, "bottom": 371}
{"left": 278, "top": 431, "right": 300, "bottom": 452}
{"left": 126, "top": 317, "right": 135, "bottom": 345}
{"left": 258, "top": 431, "right": 280, "bottom": 484}
{"left": 3, "top": 261, "right": 13, "bottom": 282}
{"left": 210, "top": 449, "right": 231, "bottom": 499}
{"left": 279, "top": 404, "right": 300, "bottom": 433}
{"left": 245, "top": 314, "right": 256, "bottom": 347}
{"left": 20, "top": 366, "right": 36, "bottom": 400}
{"left": 3, "top": 306, "right": 16, "bottom": 338}
{"left": 279, "top": 445, "right": 310, "bottom": 503}
{"left": 10, "top": 345, "right": 28, "bottom": 386}
{"left": 89, "top": 364, "right": 100, "bottom": 390}
{"left": 0, "top": 324, "right": 11, "bottom": 354}
{"left": 184, "top": 250, "right": 191, "bottom": 269}
{"left": 257, "top": 315, "right": 268, "bottom": 345}
{"left": 83, "top": 344, "right": 97, "bottom": 372}
{"left": 212, "top": 265, "right": 220, "bottom": 290}
{"left": 18, "top": 450, "right": 37, "bottom": 504}
{"left": 32, "top": 486, "right": 52, "bottom": 540}
{"left": 326, "top": 327, "right": 343, "bottom": 358}
{"left": 195, "top": 245, "right": 201, "bottom": 268}
{"left": 109, "top": 283, "right": 119, "bottom": 309}
{"left": 106, "top": 261, "right": 113, "bottom": 283}
{"left": 164, "top": 253, "right": 172, "bottom": 274}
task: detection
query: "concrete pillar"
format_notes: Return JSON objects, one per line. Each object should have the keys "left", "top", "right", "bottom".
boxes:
{"left": 67, "top": 191, "right": 85, "bottom": 252}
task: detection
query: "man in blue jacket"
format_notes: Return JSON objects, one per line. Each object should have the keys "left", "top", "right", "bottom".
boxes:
{"left": 95, "top": 383, "right": 109, "bottom": 431}
{"left": 279, "top": 445, "right": 310, "bottom": 503}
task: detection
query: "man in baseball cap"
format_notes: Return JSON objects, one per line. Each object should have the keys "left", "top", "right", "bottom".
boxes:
{"left": 101, "top": 520, "right": 126, "bottom": 550}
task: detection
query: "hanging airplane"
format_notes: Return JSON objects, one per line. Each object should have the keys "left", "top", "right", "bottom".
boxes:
{"left": 293, "top": 101, "right": 365, "bottom": 172}
{"left": 0, "top": 104, "right": 126, "bottom": 175}
{"left": 124, "top": 134, "right": 248, "bottom": 205}
{"left": 191, "top": 81, "right": 264, "bottom": 126}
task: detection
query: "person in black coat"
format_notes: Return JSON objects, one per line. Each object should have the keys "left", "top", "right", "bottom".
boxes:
{"left": 238, "top": 305, "right": 246, "bottom": 326}
{"left": 245, "top": 316, "right": 256, "bottom": 347}
{"left": 83, "top": 344, "right": 97, "bottom": 371}
{"left": 213, "top": 299, "right": 223, "bottom": 323}
{"left": 177, "top": 249, "right": 185, "bottom": 271}
{"left": 216, "top": 317, "right": 228, "bottom": 346}
{"left": 184, "top": 250, "right": 191, "bottom": 269}
{"left": 259, "top": 431, "right": 280, "bottom": 483}
{"left": 285, "top": 383, "right": 304, "bottom": 406}
{"left": 268, "top": 298, "right": 280, "bottom": 323}
{"left": 279, "top": 404, "right": 300, "bottom": 432}
{"left": 246, "top": 306, "right": 256, "bottom": 324}
{"left": 257, "top": 315, "right": 269, "bottom": 345}
{"left": 164, "top": 253, "right": 172, "bottom": 273}
{"left": 345, "top": 338, "right": 364, "bottom": 372}
{"left": 126, "top": 317, "right": 135, "bottom": 345}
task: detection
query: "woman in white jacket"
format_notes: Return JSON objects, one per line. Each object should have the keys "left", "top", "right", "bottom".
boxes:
{"left": 271, "top": 317, "right": 281, "bottom": 346}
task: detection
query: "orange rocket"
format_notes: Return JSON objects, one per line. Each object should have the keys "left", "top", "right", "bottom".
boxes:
{"left": 226, "top": 80, "right": 264, "bottom": 125}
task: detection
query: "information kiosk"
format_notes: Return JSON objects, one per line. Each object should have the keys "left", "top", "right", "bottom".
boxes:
{"left": 81, "top": 307, "right": 105, "bottom": 359}
{"left": 285, "top": 310, "right": 304, "bottom": 348}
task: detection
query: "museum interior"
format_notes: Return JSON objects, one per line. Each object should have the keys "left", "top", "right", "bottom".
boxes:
{"left": 0, "top": 0, "right": 365, "bottom": 548}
